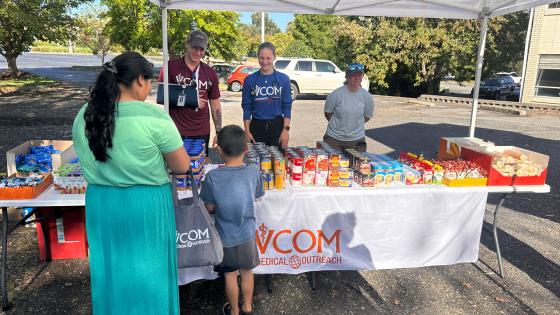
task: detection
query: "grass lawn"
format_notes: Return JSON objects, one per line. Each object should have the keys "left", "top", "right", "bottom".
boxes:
{"left": 0, "top": 72, "right": 57, "bottom": 93}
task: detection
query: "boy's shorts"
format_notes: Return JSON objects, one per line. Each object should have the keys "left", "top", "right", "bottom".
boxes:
{"left": 214, "top": 239, "right": 260, "bottom": 273}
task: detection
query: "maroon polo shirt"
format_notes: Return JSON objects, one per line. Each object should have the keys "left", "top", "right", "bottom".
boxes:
{"left": 158, "top": 58, "right": 220, "bottom": 136}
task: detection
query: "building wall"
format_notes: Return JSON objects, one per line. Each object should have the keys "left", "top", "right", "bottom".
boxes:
{"left": 521, "top": 5, "right": 560, "bottom": 104}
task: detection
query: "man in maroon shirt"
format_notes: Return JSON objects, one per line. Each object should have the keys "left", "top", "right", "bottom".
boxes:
{"left": 158, "top": 30, "right": 222, "bottom": 151}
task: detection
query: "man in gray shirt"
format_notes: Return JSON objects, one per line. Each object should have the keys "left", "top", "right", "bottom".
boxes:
{"left": 324, "top": 63, "right": 374, "bottom": 152}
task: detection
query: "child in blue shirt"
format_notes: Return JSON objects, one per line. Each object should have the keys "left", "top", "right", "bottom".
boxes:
{"left": 200, "top": 125, "right": 264, "bottom": 315}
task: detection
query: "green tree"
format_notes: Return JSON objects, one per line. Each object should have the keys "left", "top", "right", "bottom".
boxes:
{"left": 251, "top": 12, "right": 281, "bottom": 36}
{"left": 76, "top": 4, "right": 113, "bottom": 65}
{"left": 332, "top": 14, "right": 528, "bottom": 96}
{"left": 268, "top": 32, "right": 293, "bottom": 56}
{"left": 0, "top": 0, "right": 90, "bottom": 74}
{"left": 238, "top": 23, "right": 260, "bottom": 57}
{"left": 282, "top": 40, "right": 313, "bottom": 58}
{"left": 289, "top": 14, "right": 339, "bottom": 60}
{"left": 103, "top": 0, "right": 241, "bottom": 61}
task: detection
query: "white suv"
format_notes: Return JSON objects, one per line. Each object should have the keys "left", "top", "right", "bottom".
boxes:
{"left": 274, "top": 58, "right": 370, "bottom": 99}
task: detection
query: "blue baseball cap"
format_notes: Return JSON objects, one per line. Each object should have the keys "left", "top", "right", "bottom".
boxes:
{"left": 346, "top": 63, "right": 365, "bottom": 74}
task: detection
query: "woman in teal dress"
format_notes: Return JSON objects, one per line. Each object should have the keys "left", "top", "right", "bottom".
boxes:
{"left": 72, "top": 52, "right": 190, "bottom": 314}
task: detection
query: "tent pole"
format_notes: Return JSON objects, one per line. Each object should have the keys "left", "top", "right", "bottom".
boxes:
{"left": 162, "top": 4, "right": 170, "bottom": 113}
{"left": 519, "top": 8, "right": 534, "bottom": 101}
{"left": 469, "top": 13, "right": 489, "bottom": 138}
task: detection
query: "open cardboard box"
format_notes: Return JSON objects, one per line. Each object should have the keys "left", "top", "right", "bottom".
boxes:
{"left": 0, "top": 173, "right": 53, "bottom": 200}
{"left": 437, "top": 137, "right": 494, "bottom": 160}
{"left": 6, "top": 140, "right": 76, "bottom": 176}
{"left": 461, "top": 146, "right": 548, "bottom": 186}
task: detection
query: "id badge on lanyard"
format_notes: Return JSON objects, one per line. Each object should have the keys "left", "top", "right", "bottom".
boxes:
{"left": 177, "top": 65, "right": 200, "bottom": 109}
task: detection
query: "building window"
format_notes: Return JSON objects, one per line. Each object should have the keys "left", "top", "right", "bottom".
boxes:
{"left": 549, "top": 2, "right": 560, "bottom": 9}
{"left": 535, "top": 69, "right": 560, "bottom": 97}
{"left": 535, "top": 55, "right": 560, "bottom": 97}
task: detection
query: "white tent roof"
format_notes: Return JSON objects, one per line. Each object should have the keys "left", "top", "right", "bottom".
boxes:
{"left": 150, "top": 0, "right": 557, "bottom": 19}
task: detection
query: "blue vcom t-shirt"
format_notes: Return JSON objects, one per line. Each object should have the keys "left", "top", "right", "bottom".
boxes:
{"left": 242, "top": 70, "right": 292, "bottom": 120}
{"left": 200, "top": 165, "right": 265, "bottom": 247}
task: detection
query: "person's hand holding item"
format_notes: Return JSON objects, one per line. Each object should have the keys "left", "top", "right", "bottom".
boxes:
{"left": 279, "top": 129, "right": 289, "bottom": 148}
{"left": 198, "top": 92, "right": 209, "bottom": 109}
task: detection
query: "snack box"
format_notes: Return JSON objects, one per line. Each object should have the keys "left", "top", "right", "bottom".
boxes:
{"left": 443, "top": 177, "right": 488, "bottom": 187}
{"left": 403, "top": 165, "right": 423, "bottom": 185}
{"left": 461, "top": 146, "right": 548, "bottom": 186}
{"left": 7, "top": 140, "right": 76, "bottom": 176}
{"left": 437, "top": 137, "right": 493, "bottom": 160}
{"left": 0, "top": 173, "right": 53, "bottom": 199}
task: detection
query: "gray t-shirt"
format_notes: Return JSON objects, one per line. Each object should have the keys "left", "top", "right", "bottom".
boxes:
{"left": 200, "top": 165, "right": 265, "bottom": 247}
{"left": 324, "top": 86, "right": 374, "bottom": 141}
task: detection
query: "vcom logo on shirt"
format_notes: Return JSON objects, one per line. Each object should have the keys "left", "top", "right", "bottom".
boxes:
{"left": 175, "top": 74, "right": 209, "bottom": 90}
{"left": 254, "top": 85, "right": 283, "bottom": 102}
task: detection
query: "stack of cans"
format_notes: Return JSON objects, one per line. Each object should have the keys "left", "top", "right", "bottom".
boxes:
{"left": 247, "top": 143, "right": 286, "bottom": 190}
{"left": 177, "top": 139, "right": 206, "bottom": 190}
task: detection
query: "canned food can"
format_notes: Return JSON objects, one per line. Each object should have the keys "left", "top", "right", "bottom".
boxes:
{"left": 261, "top": 159, "right": 272, "bottom": 173}
{"left": 340, "top": 157, "right": 350, "bottom": 168}
{"left": 261, "top": 172, "right": 274, "bottom": 190}
{"left": 315, "top": 170, "right": 328, "bottom": 186}
{"left": 316, "top": 153, "right": 329, "bottom": 171}
{"left": 338, "top": 170, "right": 353, "bottom": 180}
{"left": 175, "top": 175, "right": 188, "bottom": 191}
{"left": 339, "top": 178, "right": 353, "bottom": 187}
{"left": 275, "top": 173, "right": 285, "bottom": 190}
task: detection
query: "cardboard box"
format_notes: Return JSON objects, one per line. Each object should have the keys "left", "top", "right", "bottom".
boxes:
{"left": 443, "top": 177, "right": 488, "bottom": 187}
{"left": 461, "top": 146, "right": 548, "bottom": 186}
{"left": 6, "top": 140, "right": 76, "bottom": 176}
{"left": 437, "top": 137, "right": 493, "bottom": 160}
{"left": 0, "top": 173, "right": 53, "bottom": 200}
{"left": 36, "top": 207, "right": 88, "bottom": 261}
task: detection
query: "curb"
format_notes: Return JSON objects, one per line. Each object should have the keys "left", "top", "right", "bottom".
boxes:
{"left": 418, "top": 94, "right": 560, "bottom": 114}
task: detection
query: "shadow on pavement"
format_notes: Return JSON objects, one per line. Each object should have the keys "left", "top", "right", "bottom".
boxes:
{"left": 366, "top": 123, "right": 559, "bottom": 223}
{"left": 480, "top": 222, "right": 560, "bottom": 297}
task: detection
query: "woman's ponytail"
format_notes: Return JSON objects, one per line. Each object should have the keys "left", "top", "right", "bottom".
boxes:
{"left": 84, "top": 62, "right": 120, "bottom": 162}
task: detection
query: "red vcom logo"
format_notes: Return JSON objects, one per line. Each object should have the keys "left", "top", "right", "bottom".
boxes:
{"left": 256, "top": 224, "right": 343, "bottom": 269}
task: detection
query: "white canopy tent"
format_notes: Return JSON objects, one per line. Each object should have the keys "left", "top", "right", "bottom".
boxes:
{"left": 150, "top": 0, "right": 558, "bottom": 137}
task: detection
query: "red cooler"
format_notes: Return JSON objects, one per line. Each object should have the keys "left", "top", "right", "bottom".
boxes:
{"left": 35, "top": 207, "right": 88, "bottom": 261}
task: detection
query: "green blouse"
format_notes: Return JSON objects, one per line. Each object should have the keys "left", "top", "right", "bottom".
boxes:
{"left": 72, "top": 101, "right": 183, "bottom": 187}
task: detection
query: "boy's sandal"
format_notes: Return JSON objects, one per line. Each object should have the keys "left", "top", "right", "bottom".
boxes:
{"left": 223, "top": 302, "right": 232, "bottom": 315}
{"left": 240, "top": 301, "right": 255, "bottom": 315}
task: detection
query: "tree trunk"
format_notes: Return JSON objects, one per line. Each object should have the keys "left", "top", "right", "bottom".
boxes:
{"left": 6, "top": 55, "right": 18, "bottom": 73}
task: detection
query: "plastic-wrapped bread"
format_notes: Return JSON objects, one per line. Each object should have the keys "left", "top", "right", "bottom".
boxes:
{"left": 503, "top": 149, "right": 529, "bottom": 162}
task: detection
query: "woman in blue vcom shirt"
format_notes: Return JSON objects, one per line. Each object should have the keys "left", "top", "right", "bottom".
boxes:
{"left": 242, "top": 42, "right": 292, "bottom": 149}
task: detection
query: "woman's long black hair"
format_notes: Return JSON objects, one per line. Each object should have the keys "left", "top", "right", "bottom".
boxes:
{"left": 84, "top": 51, "right": 153, "bottom": 162}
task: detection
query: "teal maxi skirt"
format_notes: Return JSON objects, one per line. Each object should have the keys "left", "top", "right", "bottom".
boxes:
{"left": 85, "top": 183, "right": 179, "bottom": 315}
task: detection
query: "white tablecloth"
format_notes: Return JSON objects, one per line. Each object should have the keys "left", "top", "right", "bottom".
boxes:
{"left": 178, "top": 184, "right": 488, "bottom": 284}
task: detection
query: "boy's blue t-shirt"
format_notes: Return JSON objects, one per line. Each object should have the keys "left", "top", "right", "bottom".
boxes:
{"left": 200, "top": 165, "right": 265, "bottom": 247}
{"left": 241, "top": 70, "right": 292, "bottom": 120}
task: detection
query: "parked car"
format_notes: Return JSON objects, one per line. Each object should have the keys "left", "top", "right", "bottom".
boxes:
{"left": 471, "top": 78, "right": 512, "bottom": 99}
{"left": 226, "top": 65, "right": 260, "bottom": 92}
{"left": 496, "top": 75, "right": 516, "bottom": 93}
{"left": 496, "top": 72, "right": 522, "bottom": 86}
{"left": 211, "top": 64, "right": 236, "bottom": 83}
{"left": 273, "top": 58, "right": 369, "bottom": 99}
